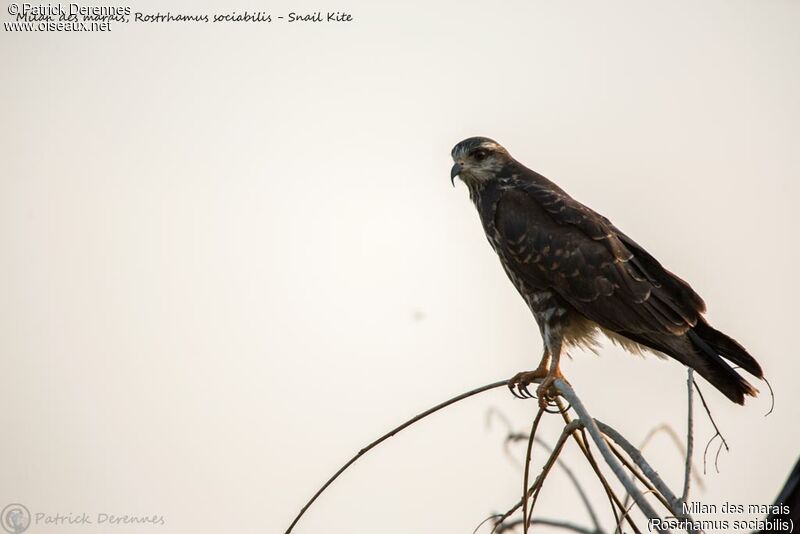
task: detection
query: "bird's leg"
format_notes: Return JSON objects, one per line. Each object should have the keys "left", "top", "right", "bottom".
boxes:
{"left": 508, "top": 349, "right": 551, "bottom": 399}
{"left": 536, "top": 339, "right": 568, "bottom": 409}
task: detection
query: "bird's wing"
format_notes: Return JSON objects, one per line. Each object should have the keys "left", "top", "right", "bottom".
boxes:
{"left": 494, "top": 184, "right": 705, "bottom": 336}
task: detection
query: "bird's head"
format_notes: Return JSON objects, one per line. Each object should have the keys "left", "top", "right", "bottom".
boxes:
{"left": 450, "top": 137, "right": 511, "bottom": 186}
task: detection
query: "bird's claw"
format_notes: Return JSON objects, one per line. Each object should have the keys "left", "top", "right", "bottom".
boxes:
{"left": 508, "top": 369, "right": 549, "bottom": 400}
{"left": 536, "top": 377, "right": 558, "bottom": 410}
{"left": 520, "top": 383, "right": 535, "bottom": 398}
{"left": 508, "top": 369, "right": 568, "bottom": 410}
{"left": 507, "top": 381, "right": 527, "bottom": 399}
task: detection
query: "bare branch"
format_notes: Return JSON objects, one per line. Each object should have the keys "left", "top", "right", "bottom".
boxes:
{"left": 554, "top": 398, "right": 637, "bottom": 534}
{"left": 284, "top": 379, "right": 508, "bottom": 533}
{"left": 595, "top": 420, "right": 697, "bottom": 534}
{"left": 289, "top": 376, "right": 702, "bottom": 534}
{"left": 581, "top": 430, "right": 627, "bottom": 534}
{"left": 693, "top": 379, "right": 730, "bottom": 474}
{"left": 501, "top": 426, "right": 604, "bottom": 531}
{"left": 527, "top": 421, "right": 584, "bottom": 525}
{"left": 522, "top": 408, "right": 546, "bottom": 534}
{"left": 553, "top": 379, "right": 669, "bottom": 533}
{"left": 534, "top": 436, "right": 602, "bottom": 531}
{"left": 492, "top": 420, "right": 583, "bottom": 533}
{"left": 682, "top": 368, "right": 694, "bottom": 502}
{"left": 604, "top": 438, "right": 673, "bottom": 512}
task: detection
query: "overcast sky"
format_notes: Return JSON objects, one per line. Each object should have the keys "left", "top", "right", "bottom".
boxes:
{"left": 2, "top": 1, "right": 799, "bottom": 532}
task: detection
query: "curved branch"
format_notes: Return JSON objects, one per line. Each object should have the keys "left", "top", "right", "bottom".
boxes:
{"left": 284, "top": 379, "right": 509, "bottom": 533}
{"left": 527, "top": 421, "right": 584, "bottom": 525}
{"left": 496, "top": 425, "right": 603, "bottom": 532}
{"left": 491, "top": 420, "right": 582, "bottom": 533}
{"left": 534, "top": 436, "right": 602, "bottom": 531}
{"left": 522, "top": 408, "right": 546, "bottom": 534}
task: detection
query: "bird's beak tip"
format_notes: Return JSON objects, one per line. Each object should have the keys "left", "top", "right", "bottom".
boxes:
{"left": 450, "top": 163, "right": 462, "bottom": 187}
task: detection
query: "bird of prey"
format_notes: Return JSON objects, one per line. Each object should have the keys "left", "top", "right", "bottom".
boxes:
{"left": 450, "top": 137, "right": 763, "bottom": 406}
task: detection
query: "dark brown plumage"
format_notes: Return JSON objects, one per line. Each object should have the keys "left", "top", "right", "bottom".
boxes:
{"left": 450, "top": 137, "right": 763, "bottom": 405}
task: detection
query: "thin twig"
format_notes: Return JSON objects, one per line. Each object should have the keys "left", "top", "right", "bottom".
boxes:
{"left": 682, "top": 368, "right": 694, "bottom": 502}
{"left": 491, "top": 421, "right": 582, "bottom": 533}
{"left": 581, "top": 430, "right": 627, "bottom": 534}
{"left": 526, "top": 421, "right": 583, "bottom": 526}
{"left": 533, "top": 436, "right": 602, "bottom": 531}
{"left": 501, "top": 427, "right": 604, "bottom": 532}
{"left": 284, "top": 379, "right": 508, "bottom": 533}
{"left": 522, "top": 408, "right": 545, "bottom": 534}
{"left": 693, "top": 379, "right": 730, "bottom": 474}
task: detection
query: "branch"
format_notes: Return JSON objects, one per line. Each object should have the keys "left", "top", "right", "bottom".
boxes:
{"left": 693, "top": 379, "right": 730, "bottom": 474}
{"left": 522, "top": 408, "right": 546, "bottom": 534}
{"left": 492, "top": 420, "right": 583, "bottom": 532}
{"left": 496, "top": 422, "right": 603, "bottom": 532}
{"left": 284, "top": 379, "right": 508, "bottom": 533}
{"left": 595, "top": 420, "right": 698, "bottom": 534}
{"left": 553, "top": 379, "right": 669, "bottom": 534}
{"left": 603, "top": 438, "right": 673, "bottom": 512}
{"left": 526, "top": 420, "right": 584, "bottom": 526}
{"left": 533, "top": 436, "right": 602, "bottom": 531}
{"left": 554, "top": 398, "right": 637, "bottom": 534}
{"left": 683, "top": 368, "right": 694, "bottom": 502}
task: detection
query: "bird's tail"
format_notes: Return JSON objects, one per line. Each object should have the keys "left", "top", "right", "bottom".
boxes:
{"left": 626, "top": 322, "right": 762, "bottom": 405}
{"left": 692, "top": 319, "right": 763, "bottom": 378}
{"left": 685, "top": 321, "right": 762, "bottom": 405}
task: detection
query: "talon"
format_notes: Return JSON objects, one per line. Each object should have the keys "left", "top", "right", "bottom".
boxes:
{"left": 507, "top": 367, "right": 550, "bottom": 400}
{"left": 508, "top": 383, "right": 525, "bottom": 399}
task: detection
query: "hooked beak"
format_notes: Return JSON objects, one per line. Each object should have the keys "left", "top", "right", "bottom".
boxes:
{"left": 450, "top": 163, "right": 462, "bottom": 186}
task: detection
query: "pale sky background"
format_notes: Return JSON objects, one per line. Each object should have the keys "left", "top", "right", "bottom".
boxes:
{"left": 1, "top": 1, "right": 799, "bottom": 533}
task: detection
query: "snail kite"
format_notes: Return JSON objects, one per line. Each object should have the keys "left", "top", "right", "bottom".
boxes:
{"left": 450, "top": 137, "right": 763, "bottom": 406}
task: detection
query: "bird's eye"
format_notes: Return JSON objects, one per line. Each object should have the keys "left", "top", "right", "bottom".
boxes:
{"left": 472, "top": 149, "right": 488, "bottom": 161}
